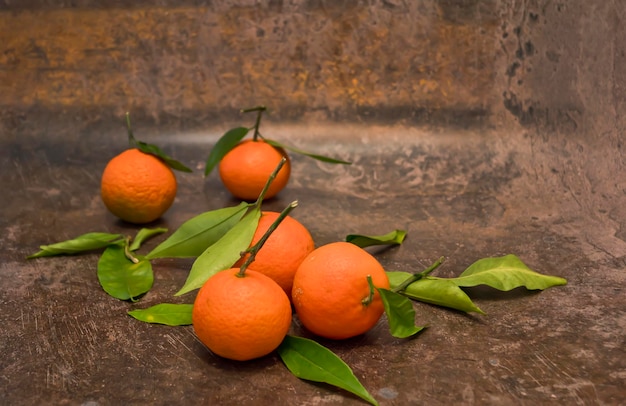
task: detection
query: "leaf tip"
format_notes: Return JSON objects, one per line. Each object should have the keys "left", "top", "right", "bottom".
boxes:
{"left": 174, "top": 286, "right": 193, "bottom": 297}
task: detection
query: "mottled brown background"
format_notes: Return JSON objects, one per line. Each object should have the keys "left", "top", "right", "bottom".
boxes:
{"left": 2, "top": 2, "right": 624, "bottom": 135}
{"left": 1, "top": 1, "right": 625, "bottom": 405}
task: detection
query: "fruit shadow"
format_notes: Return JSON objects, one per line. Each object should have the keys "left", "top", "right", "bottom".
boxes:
{"left": 463, "top": 285, "right": 542, "bottom": 302}
{"left": 194, "top": 340, "right": 279, "bottom": 372}
{"left": 112, "top": 216, "right": 172, "bottom": 231}
{"left": 363, "top": 244, "right": 402, "bottom": 257}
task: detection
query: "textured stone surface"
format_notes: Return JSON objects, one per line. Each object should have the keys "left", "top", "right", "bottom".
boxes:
{"left": 1, "top": 1, "right": 625, "bottom": 405}
{"left": 1, "top": 1, "right": 500, "bottom": 124}
{"left": 1, "top": 123, "right": 624, "bottom": 405}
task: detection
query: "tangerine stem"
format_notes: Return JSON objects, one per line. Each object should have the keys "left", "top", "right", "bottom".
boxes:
{"left": 238, "top": 200, "right": 298, "bottom": 277}
{"left": 241, "top": 105, "right": 266, "bottom": 141}
{"left": 241, "top": 105, "right": 267, "bottom": 113}
{"left": 123, "top": 236, "right": 140, "bottom": 264}
{"left": 362, "top": 275, "right": 376, "bottom": 306}
{"left": 125, "top": 112, "right": 138, "bottom": 147}
{"left": 392, "top": 256, "right": 445, "bottom": 293}
{"left": 254, "top": 156, "right": 286, "bottom": 207}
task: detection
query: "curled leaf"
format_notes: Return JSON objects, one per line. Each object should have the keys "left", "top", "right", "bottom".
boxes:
{"left": 175, "top": 206, "right": 261, "bottom": 296}
{"left": 377, "top": 287, "right": 425, "bottom": 338}
{"left": 27, "top": 232, "right": 124, "bottom": 259}
{"left": 204, "top": 127, "right": 250, "bottom": 176}
{"left": 128, "top": 303, "right": 193, "bottom": 326}
{"left": 97, "top": 243, "right": 153, "bottom": 301}
{"left": 146, "top": 202, "right": 250, "bottom": 259}
{"left": 450, "top": 254, "right": 568, "bottom": 291}
{"left": 346, "top": 229, "right": 407, "bottom": 248}
{"left": 264, "top": 139, "right": 351, "bottom": 164}
{"left": 387, "top": 271, "right": 485, "bottom": 314}
{"left": 129, "top": 227, "right": 168, "bottom": 252}
{"left": 277, "top": 335, "right": 379, "bottom": 406}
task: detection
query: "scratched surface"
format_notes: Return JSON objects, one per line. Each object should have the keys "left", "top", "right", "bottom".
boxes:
{"left": 0, "top": 121, "right": 624, "bottom": 405}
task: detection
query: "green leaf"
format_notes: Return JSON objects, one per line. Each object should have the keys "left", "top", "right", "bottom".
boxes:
{"left": 277, "top": 335, "right": 378, "bottom": 406}
{"left": 133, "top": 140, "right": 193, "bottom": 173}
{"left": 146, "top": 202, "right": 250, "bottom": 259}
{"left": 27, "top": 232, "right": 124, "bottom": 259}
{"left": 128, "top": 303, "right": 193, "bottom": 326}
{"left": 450, "top": 254, "right": 568, "bottom": 291}
{"left": 175, "top": 206, "right": 261, "bottom": 296}
{"left": 129, "top": 227, "right": 168, "bottom": 252}
{"left": 377, "top": 288, "right": 425, "bottom": 338}
{"left": 387, "top": 272, "right": 485, "bottom": 314}
{"left": 204, "top": 127, "right": 250, "bottom": 176}
{"left": 346, "top": 229, "right": 407, "bottom": 248}
{"left": 97, "top": 243, "right": 154, "bottom": 301}
{"left": 125, "top": 112, "right": 192, "bottom": 172}
{"left": 264, "top": 139, "right": 352, "bottom": 165}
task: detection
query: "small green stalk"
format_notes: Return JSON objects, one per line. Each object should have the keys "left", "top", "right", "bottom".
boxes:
{"left": 125, "top": 112, "right": 138, "bottom": 147}
{"left": 392, "top": 256, "right": 445, "bottom": 293}
{"left": 241, "top": 105, "right": 267, "bottom": 141}
{"left": 237, "top": 200, "right": 298, "bottom": 277}
{"left": 123, "top": 236, "right": 140, "bottom": 264}
{"left": 362, "top": 275, "right": 376, "bottom": 306}
{"left": 254, "top": 156, "right": 286, "bottom": 207}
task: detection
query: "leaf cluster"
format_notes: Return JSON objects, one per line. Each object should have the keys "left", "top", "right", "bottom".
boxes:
{"left": 203, "top": 106, "right": 351, "bottom": 177}
{"left": 27, "top": 218, "right": 567, "bottom": 405}
{"left": 387, "top": 254, "right": 567, "bottom": 315}
{"left": 123, "top": 107, "right": 351, "bottom": 182}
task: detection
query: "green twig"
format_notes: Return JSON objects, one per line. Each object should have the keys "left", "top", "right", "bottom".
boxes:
{"left": 392, "top": 256, "right": 445, "bottom": 293}
{"left": 362, "top": 275, "right": 376, "bottom": 306}
{"left": 125, "top": 112, "right": 138, "bottom": 146}
{"left": 123, "top": 236, "right": 140, "bottom": 264}
{"left": 238, "top": 201, "right": 298, "bottom": 277}
{"left": 254, "top": 156, "right": 286, "bottom": 207}
{"left": 241, "top": 105, "right": 267, "bottom": 141}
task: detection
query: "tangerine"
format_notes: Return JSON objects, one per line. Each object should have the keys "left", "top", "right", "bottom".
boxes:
{"left": 292, "top": 241, "right": 390, "bottom": 340}
{"left": 218, "top": 139, "right": 291, "bottom": 200}
{"left": 192, "top": 268, "right": 292, "bottom": 361}
{"left": 101, "top": 148, "right": 177, "bottom": 224}
{"left": 235, "top": 211, "right": 315, "bottom": 297}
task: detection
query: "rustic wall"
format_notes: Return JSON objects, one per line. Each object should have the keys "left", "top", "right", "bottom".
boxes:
{"left": 0, "top": 0, "right": 501, "bottom": 126}
{"left": 496, "top": 0, "right": 625, "bottom": 142}
{"left": 1, "top": 0, "right": 625, "bottom": 138}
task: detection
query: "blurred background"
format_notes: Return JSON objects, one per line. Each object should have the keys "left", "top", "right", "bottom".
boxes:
{"left": 1, "top": 0, "right": 622, "bottom": 137}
